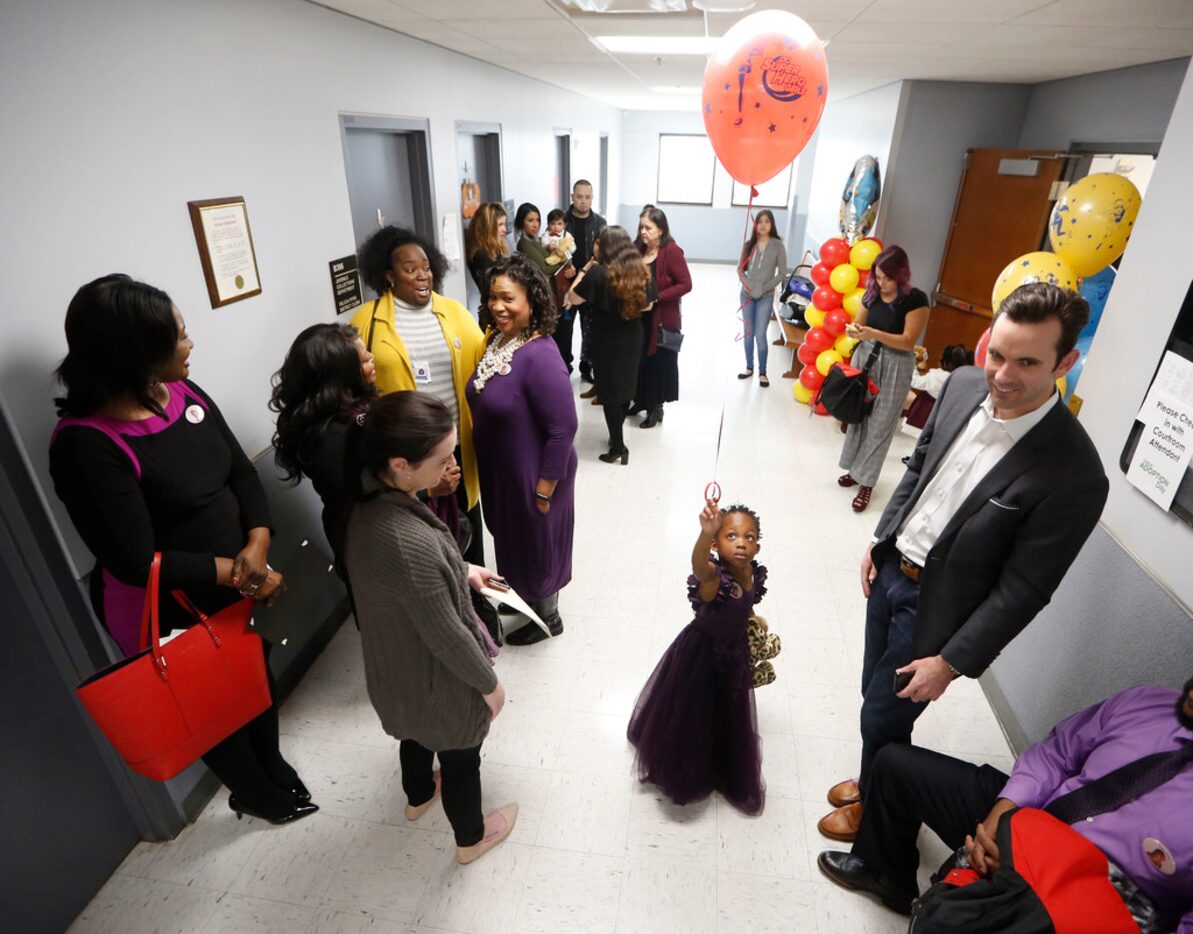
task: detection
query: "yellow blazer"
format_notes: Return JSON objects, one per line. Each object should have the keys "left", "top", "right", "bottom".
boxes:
{"left": 350, "top": 291, "right": 485, "bottom": 509}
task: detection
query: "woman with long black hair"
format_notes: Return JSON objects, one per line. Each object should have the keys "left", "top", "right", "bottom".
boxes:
{"left": 269, "top": 323, "right": 377, "bottom": 571}
{"left": 737, "top": 209, "right": 787, "bottom": 387}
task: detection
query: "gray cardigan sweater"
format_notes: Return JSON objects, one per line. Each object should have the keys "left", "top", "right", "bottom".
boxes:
{"left": 344, "top": 480, "right": 497, "bottom": 751}
{"left": 740, "top": 238, "right": 788, "bottom": 299}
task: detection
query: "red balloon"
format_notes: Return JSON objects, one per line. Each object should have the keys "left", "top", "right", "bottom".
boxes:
{"left": 799, "top": 365, "right": 825, "bottom": 391}
{"left": 813, "top": 401, "right": 831, "bottom": 416}
{"left": 819, "top": 238, "right": 850, "bottom": 267}
{"left": 803, "top": 326, "right": 834, "bottom": 355}
{"left": 797, "top": 342, "right": 818, "bottom": 367}
{"left": 810, "top": 262, "right": 832, "bottom": 287}
{"left": 812, "top": 286, "right": 842, "bottom": 311}
{"left": 701, "top": 12, "right": 828, "bottom": 185}
{"left": 823, "top": 308, "right": 850, "bottom": 338}
{"left": 975, "top": 327, "right": 991, "bottom": 367}
{"left": 855, "top": 268, "right": 870, "bottom": 289}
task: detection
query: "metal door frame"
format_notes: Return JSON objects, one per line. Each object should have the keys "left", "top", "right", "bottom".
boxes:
{"left": 338, "top": 113, "right": 437, "bottom": 246}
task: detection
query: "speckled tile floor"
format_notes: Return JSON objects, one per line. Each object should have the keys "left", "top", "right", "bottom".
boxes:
{"left": 70, "top": 264, "right": 1012, "bottom": 934}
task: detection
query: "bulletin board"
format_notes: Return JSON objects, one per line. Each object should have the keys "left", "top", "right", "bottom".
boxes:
{"left": 1119, "top": 279, "right": 1193, "bottom": 527}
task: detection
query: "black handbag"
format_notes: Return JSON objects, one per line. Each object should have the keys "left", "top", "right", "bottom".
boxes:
{"left": 658, "top": 326, "right": 684, "bottom": 352}
{"left": 815, "top": 345, "right": 879, "bottom": 423}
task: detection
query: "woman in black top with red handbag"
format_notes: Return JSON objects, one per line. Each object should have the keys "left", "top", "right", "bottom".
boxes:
{"left": 50, "top": 274, "right": 316, "bottom": 824}
{"left": 837, "top": 246, "right": 930, "bottom": 512}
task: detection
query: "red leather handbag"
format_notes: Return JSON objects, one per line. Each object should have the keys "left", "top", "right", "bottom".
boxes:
{"left": 75, "top": 554, "right": 271, "bottom": 781}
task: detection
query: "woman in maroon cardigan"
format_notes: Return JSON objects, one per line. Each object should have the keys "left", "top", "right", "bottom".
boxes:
{"left": 633, "top": 206, "right": 692, "bottom": 428}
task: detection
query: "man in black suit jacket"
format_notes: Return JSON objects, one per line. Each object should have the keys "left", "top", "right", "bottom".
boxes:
{"left": 818, "top": 282, "right": 1109, "bottom": 843}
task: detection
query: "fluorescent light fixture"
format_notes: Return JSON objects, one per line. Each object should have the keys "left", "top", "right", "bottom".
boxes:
{"left": 594, "top": 35, "right": 719, "bottom": 54}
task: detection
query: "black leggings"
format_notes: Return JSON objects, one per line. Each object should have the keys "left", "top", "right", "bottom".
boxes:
{"left": 602, "top": 400, "right": 626, "bottom": 452}
{"left": 400, "top": 740, "right": 484, "bottom": 846}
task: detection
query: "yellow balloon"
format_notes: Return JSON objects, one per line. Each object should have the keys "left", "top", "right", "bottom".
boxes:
{"left": 843, "top": 287, "right": 866, "bottom": 317}
{"left": 991, "top": 252, "right": 1079, "bottom": 312}
{"left": 850, "top": 239, "right": 881, "bottom": 271}
{"left": 816, "top": 348, "right": 844, "bottom": 377}
{"left": 793, "top": 381, "right": 814, "bottom": 405}
{"left": 803, "top": 305, "right": 826, "bottom": 329}
{"left": 834, "top": 334, "right": 858, "bottom": 359}
{"left": 829, "top": 263, "right": 860, "bottom": 294}
{"left": 1048, "top": 173, "right": 1141, "bottom": 278}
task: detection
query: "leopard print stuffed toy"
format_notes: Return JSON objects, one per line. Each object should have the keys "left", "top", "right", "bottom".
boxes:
{"left": 746, "top": 614, "right": 781, "bottom": 687}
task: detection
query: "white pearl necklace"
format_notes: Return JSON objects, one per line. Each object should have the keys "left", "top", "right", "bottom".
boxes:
{"left": 473, "top": 333, "right": 528, "bottom": 392}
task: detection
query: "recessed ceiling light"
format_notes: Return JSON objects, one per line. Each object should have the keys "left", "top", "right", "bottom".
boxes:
{"left": 594, "top": 35, "right": 719, "bottom": 54}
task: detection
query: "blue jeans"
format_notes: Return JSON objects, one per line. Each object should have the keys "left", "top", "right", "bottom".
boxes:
{"left": 741, "top": 291, "right": 772, "bottom": 375}
{"left": 858, "top": 554, "right": 928, "bottom": 799}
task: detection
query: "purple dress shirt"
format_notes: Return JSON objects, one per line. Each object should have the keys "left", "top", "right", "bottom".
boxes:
{"left": 1000, "top": 686, "right": 1192, "bottom": 931}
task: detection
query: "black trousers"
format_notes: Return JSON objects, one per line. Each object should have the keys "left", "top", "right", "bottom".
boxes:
{"left": 602, "top": 400, "right": 626, "bottom": 453}
{"left": 399, "top": 739, "right": 484, "bottom": 846}
{"left": 201, "top": 652, "right": 301, "bottom": 818}
{"left": 553, "top": 313, "right": 575, "bottom": 372}
{"left": 851, "top": 744, "right": 1010, "bottom": 897}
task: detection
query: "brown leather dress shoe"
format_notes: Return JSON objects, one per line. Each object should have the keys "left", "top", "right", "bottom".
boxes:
{"left": 818, "top": 802, "right": 863, "bottom": 842}
{"left": 579, "top": 386, "right": 598, "bottom": 399}
{"left": 827, "top": 778, "right": 861, "bottom": 808}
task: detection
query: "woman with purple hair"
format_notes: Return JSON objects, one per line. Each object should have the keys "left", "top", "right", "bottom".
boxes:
{"left": 837, "top": 246, "right": 930, "bottom": 512}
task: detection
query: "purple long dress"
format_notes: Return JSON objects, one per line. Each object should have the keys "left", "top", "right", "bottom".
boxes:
{"left": 627, "top": 558, "right": 767, "bottom": 815}
{"left": 465, "top": 336, "right": 578, "bottom": 602}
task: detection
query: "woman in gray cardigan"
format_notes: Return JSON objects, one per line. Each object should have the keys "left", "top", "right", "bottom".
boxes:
{"left": 737, "top": 210, "right": 787, "bottom": 387}
{"left": 344, "top": 391, "right": 516, "bottom": 865}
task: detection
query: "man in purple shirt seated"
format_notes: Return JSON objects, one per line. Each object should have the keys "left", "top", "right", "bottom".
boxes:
{"left": 817, "top": 679, "right": 1193, "bottom": 932}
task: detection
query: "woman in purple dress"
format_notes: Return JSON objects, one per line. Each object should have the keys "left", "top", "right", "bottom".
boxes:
{"left": 466, "top": 254, "right": 578, "bottom": 646}
{"left": 627, "top": 499, "right": 768, "bottom": 815}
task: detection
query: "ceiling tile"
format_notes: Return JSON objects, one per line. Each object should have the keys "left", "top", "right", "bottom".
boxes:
{"left": 857, "top": 0, "right": 1053, "bottom": 26}
{"left": 440, "top": 16, "right": 581, "bottom": 40}
{"left": 1010, "top": 0, "right": 1193, "bottom": 30}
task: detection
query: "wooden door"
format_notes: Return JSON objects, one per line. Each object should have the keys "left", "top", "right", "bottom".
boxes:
{"left": 924, "top": 148, "right": 1068, "bottom": 362}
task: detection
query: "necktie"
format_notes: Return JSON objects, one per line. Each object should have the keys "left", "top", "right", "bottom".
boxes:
{"left": 1045, "top": 739, "right": 1193, "bottom": 825}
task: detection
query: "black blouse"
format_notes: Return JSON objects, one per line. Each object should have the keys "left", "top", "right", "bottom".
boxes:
{"left": 865, "top": 287, "right": 929, "bottom": 335}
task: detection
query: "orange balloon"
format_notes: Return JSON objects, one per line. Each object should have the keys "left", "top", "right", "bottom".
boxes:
{"left": 701, "top": 11, "right": 828, "bottom": 185}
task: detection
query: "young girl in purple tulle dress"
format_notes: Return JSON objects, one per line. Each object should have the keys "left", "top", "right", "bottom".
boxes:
{"left": 627, "top": 499, "right": 769, "bottom": 815}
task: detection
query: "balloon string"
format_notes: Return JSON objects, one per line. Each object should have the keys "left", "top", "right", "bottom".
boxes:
{"left": 735, "top": 186, "right": 759, "bottom": 344}
{"left": 708, "top": 184, "right": 761, "bottom": 505}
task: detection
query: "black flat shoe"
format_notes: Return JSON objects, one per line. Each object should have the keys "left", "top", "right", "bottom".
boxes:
{"left": 598, "top": 447, "right": 629, "bottom": 465}
{"left": 504, "top": 616, "right": 563, "bottom": 645}
{"left": 229, "top": 795, "right": 319, "bottom": 825}
{"left": 816, "top": 851, "right": 913, "bottom": 916}
{"left": 738, "top": 370, "right": 754, "bottom": 380}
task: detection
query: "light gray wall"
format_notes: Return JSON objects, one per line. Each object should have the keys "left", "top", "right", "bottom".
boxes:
{"left": 802, "top": 81, "right": 906, "bottom": 255}
{"left": 617, "top": 109, "right": 794, "bottom": 263}
{"left": 0, "top": 0, "right": 621, "bottom": 578}
{"left": 1018, "top": 57, "right": 1189, "bottom": 149}
{"left": 880, "top": 82, "right": 1030, "bottom": 293}
{"left": 989, "top": 58, "right": 1193, "bottom": 746}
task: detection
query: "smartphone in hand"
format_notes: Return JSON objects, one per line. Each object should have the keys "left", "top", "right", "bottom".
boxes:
{"left": 487, "top": 576, "right": 511, "bottom": 592}
{"left": 893, "top": 670, "right": 914, "bottom": 694}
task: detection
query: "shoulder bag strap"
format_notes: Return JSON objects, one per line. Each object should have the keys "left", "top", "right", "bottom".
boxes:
{"left": 366, "top": 298, "right": 382, "bottom": 353}
{"left": 138, "top": 553, "right": 168, "bottom": 677}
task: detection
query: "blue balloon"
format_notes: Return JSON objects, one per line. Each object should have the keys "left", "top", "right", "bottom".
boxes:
{"left": 1066, "top": 265, "right": 1116, "bottom": 399}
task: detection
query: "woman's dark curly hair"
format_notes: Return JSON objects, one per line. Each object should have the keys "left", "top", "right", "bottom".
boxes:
{"left": 55, "top": 274, "right": 179, "bottom": 417}
{"left": 269, "top": 323, "right": 376, "bottom": 483}
{"left": 722, "top": 503, "right": 762, "bottom": 540}
{"left": 478, "top": 253, "right": 559, "bottom": 337}
{"left": 357, "top": 226, "right": 450, "bottom": 295}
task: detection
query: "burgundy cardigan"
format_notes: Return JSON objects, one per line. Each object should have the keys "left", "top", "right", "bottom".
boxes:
{"left": 642, "top": 239, "right": 692, "bottom": 355}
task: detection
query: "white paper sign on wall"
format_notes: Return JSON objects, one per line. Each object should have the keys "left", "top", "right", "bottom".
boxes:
{"left": 1126, "top": 351, "right": 1193, "bottom": 510}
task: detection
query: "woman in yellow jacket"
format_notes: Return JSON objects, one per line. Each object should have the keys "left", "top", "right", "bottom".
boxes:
{"left": 351, "top": 226, "right": 497, "bottom": 638}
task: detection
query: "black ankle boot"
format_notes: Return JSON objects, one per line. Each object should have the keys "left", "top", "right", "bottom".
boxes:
{"left": 599, "top": 446, "right": 629, "bottom": 465}
{"left": 640, "top": 407, "right": 663, "bottom": 428}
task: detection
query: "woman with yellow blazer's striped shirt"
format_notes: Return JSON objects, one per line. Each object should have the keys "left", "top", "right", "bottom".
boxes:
{"left": 351, "top": 226, "right": 496, "bottom": 636}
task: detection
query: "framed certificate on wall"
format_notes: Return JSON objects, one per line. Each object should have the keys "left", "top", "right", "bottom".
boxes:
{"left": 187, "top": 196, "right": 262, "bottom": 308}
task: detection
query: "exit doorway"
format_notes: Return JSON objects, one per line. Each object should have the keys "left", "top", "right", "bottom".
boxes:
{"left": 339, "top": 114, "right": 437, "bottom": 300}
